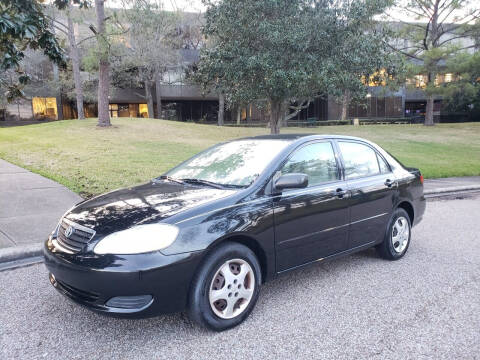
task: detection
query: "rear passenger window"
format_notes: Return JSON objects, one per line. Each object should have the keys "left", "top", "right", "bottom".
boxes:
{"left": 281, "top": 142, "right": 339, "bottom": 186}
{"left": 338, "top": 142, "right": 380, "bottom": 179}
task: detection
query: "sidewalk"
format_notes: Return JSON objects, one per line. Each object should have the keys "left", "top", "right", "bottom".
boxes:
{"left": 0, "top": 159, "right": 82, "bottom": 260}
{"left": 0, "top": 157, "right": 479, "bottom": 263}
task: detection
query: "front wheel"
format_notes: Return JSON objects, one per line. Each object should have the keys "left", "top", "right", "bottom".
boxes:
{"left": 377, "top": 208, "right": 411, "bottom": 260}
{"left": 188, "top": 242, "right": 261, "bottom": 331}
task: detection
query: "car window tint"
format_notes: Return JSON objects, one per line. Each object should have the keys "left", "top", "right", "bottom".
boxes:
{"left": 281, "top": 142, "right": 339, "bottom": 186}
{"left": 377, "top": 154, "right": 390, "bottom": 173}
{"left": 339, "top": 142, "right": 380, "bottom": 179}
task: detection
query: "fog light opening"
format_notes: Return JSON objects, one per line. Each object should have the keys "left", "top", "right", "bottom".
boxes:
{"left": 105, "top": 295, "right": 153, "bottom": 310}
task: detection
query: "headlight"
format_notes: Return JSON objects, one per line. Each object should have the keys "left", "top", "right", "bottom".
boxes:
{"left": 93, "top": 224, "right": 179, "bottom": 255}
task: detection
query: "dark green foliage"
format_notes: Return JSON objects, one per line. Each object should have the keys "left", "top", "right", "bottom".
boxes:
{"left": 194, "top": 0, "right": 397, "bottom": 132}
{"left": 325, "top": 0, "right": 403, "bottom": 102}
{"left": 0, "top": 0, "right": 88, "bottom": 101}
{"left": 442, "top": 52, "right": 480, "bottom": 119}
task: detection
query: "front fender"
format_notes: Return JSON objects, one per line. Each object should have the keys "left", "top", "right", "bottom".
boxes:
{"left": 162, "top": 196, "right": 276, "bottom": 279}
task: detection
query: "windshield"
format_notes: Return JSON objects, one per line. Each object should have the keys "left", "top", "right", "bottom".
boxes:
{"left": 165, "top": 139, "right": 291, "bottom": 187}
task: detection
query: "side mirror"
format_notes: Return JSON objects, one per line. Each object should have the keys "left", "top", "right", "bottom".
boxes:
{"left": 274, "top": 173, "right": 308, "bottom": 191}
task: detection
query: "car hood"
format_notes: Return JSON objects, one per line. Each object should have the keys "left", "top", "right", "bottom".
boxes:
{"left": 64, "top": 180, "right": 237, "bottom": 235}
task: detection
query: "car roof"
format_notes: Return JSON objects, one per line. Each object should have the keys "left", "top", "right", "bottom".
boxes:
{"left": 238, "top": 133, "right": 368, "bottom": 142}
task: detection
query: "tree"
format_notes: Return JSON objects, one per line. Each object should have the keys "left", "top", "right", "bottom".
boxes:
{"left": 195, "top": 0, "right": 399, "bottom": 133}
{"left": 387, "top": 0, "right": 480, "bottom": 125}
{"left": 441, "top": 51, "right": 480, "bottom": 119}
{"left": 120, "top": 0, "right": 180, "bottom": 119}
{"left": 93, "top": 0, "right": 110, "bottom": 126}
{"left": 0, "top": 0, "right": 86, "bottom": 101}
{"left": 195, "top": 0, "right": 331, "bottom": 134}
{"left": 0, "top": 49, "right": 54, "bottom": 117}
{"left": 218, "top": 92, "right": 225, "bottom": 126}
{"left": 321, "top": 0, "right": 404, "bottom": 121}
{"left": 48, "top": 1, "right": 95, "bottom": 119}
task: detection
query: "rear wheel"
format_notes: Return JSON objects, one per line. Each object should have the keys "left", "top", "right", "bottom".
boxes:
{"left": 188, "top": 242, "right": 261, "bottom": 331}
{"left": 377, "top": 208, "right": 411, "bottom": 260}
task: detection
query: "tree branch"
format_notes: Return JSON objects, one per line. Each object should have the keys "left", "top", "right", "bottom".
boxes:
{"left": 284, "top": 100, "right": 311, "bottom": 121}
{"left": 133, "top": 91, "right": 146, "bottom": 99}
{"left": 51, "top": 23, "right": 68, "bottom": 36}
{"left": 75, "top": 34, "right": 97, "bottom": 46}
{"left": 387, "top": 42, "right": 422, "bottom": 60}
{"left": 423, "top": 18, "right": 431, "bottom": 50}
{"left": 402, "top": 5, "right": 431, "bottom": 19}
{"left": 46, "top": 15, "right": 69, "bottom": 30}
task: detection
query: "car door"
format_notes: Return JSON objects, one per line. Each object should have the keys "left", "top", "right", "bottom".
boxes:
{"left": 336, "top": 140, "right": 396, "bottom": 249}
{"left": 273, "top": 141, "right": 350, "bottom": 272}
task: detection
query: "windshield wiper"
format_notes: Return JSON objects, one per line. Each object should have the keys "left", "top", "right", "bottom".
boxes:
{"left": 179, "top": 178, "right": 229, "bottom": 189}
{"left": 155, "top": 175, "right": 185, "bottom": 185}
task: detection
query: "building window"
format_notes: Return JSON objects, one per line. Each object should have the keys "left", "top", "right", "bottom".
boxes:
{"left": 363, "top": 69, "right": 388, "bottom": 87}
{"left": 110, "top": 104, "right": 135, "bottom": 118}
{"left": 139, "top": 104, "right": 149, "bottom": 117}
{"left": 435, "top": 74, "right": 444, "bottom": 85}
{"left": 118, "top": 104, "right": 130, "bottom": 117}
{"left": 109, "top": 103, "right": 119, "bottom": 118}
{"left": 444, "top": 73, "right": 453, "bottom": 83}
{"left": 32, "top": 97, "right": 58, "bottom": 120}
{"left": 414, "top": 75, "right": 427, "bottom": 88}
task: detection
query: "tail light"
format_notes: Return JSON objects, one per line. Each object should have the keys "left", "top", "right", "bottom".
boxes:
{"left": 420, "top": 174, "right": 424, "bottom": 184}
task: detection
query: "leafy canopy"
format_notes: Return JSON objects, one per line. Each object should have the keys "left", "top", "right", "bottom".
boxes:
{"left": 0, "top": 0, "right": 87, "bottom": 101}
{"left": 195, "top": 0, "right": 398, "bottom": 110}
{"left": 195, "top": 0, "right": 327, "bottom": 106}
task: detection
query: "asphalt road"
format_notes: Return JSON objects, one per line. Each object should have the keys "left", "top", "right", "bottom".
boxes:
{"left": 1, "top": 196, "right": 479, "bottom": 360}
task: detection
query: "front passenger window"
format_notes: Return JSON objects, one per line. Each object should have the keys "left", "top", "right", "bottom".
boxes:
{"left": 281, "top": 142, "right": 339, "bottom": 187}
{"left": 377, "top": 154, "right": 391, "bottom": 174}
{"left": 338, "top": 142, "right": 380, "bottom": 179}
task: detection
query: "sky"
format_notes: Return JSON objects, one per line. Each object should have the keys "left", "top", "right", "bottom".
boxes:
{"left": 107, "top": 0, "right": 206, "bottom": 12}
{"left": 88, "top": 0, "right": 478, "bottom": 24}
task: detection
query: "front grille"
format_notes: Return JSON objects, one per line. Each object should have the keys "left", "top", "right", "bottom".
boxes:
{"left": 56, "top": 218, "right": 95, "bottom": 253}
{"left": 56, "top": 278, "right": 99, "bottom": 302}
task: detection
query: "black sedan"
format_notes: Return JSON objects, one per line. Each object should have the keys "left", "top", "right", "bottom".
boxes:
{"left": 45, "top": 134, "right": 426, "bottom": 331}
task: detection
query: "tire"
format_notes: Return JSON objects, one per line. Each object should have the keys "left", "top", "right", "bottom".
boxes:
{"left": 376, "top": 208, "right": 412, "bottom": 260}
{"left": 187, "top": 242, "right": 262, "bottom": 331}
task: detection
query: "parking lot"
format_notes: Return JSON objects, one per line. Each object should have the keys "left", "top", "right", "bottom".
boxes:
{"left": 1, "top": 195, "right": 479, "bottom": 359}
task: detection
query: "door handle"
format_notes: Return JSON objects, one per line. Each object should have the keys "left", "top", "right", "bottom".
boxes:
{"left": 335, "top": 188, "right": 348, "bottom": 198}
{"left": 385, "top": 179, "right": 395, "bottom": 188}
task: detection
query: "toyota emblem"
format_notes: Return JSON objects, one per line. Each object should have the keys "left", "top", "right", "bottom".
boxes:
{"left": 65, "top": 226, "right": 74, "bottom": 238}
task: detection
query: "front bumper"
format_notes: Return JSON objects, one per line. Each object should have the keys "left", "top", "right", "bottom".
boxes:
{"left": 44, "top": 237, "right": 203, "bottom": 318}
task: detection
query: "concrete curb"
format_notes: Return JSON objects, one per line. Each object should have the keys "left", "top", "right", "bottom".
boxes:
{"left": 0, "top": 243, "right": 43, "bottom": 263}
{"left": 424, "top": 184, "right": 480, "bottom": 195}
{"left": 0, "top": 185, "right": 479, "bottom": 265}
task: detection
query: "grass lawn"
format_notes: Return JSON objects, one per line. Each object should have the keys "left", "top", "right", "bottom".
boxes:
{"left": 1, "top": 118, "right": 479, "bottom": 197}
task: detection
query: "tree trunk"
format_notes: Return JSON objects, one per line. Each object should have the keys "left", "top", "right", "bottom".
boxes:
{"left": 340, "top": 90, "right": 350, "bottom": 121}
{"left": 218, "top": 93, "right": 225, "bottom": 126}
{"left": 67, "top": 1, "right": 84, "bottom": 119}
{"left": 155, "top": 70, "right": 162, "bottom": 119}
{"left": 50, "top": 17, "right": 63, "bottom": 120}
{"left": 236, "top": 107, "right": 241, "bottom": 125}
{"left": 95, "top": 0, "right": 111, "bottom": 127}
{"left": 425, "top": 94, "right": 435, "bottom": 126}
{"left": 52, "top": 64, "right": 64, "bottom": 120}
{"left": 269, "top": 99, "right": 282, "bottom": 134}
{"left": 145, "top": 81, "right": 154, "bottom": 119}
